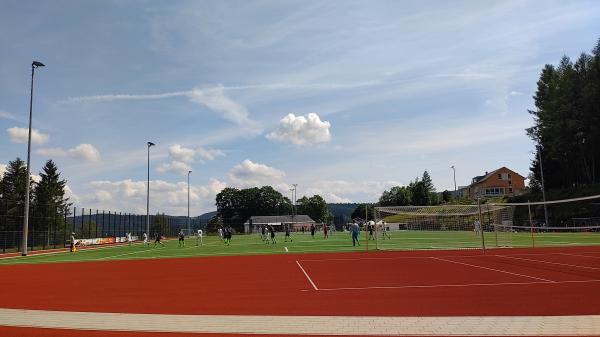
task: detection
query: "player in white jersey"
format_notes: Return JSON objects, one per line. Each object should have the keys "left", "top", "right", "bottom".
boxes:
{"left": 127, "top": 232, "right": 132, "bottom": 245}
{"left": 143, "top": 232, "right": 148, "bottom": 245}
{"left": 196, "top": 229, "right": 203, "bottom": 246}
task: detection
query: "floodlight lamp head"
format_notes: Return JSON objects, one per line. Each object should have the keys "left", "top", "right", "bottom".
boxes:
{"left": 32, "top": 61, "right": 45, "bottom": 68}
{"left": 147, "top": 142, "right": 155, "bottom": 147}
{"left": 188, "top": 170, "right": 192, "bottom": 174}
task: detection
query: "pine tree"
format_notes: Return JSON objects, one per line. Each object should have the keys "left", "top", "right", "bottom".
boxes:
{"left": 32, "top": 160, "right": 71, "bottom": 232}
{"left": 0, "top": 158, "right": 32, "bottom": 230}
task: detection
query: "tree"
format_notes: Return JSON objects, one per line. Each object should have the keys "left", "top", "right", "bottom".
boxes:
{"left": 0, "top": 158, "right": 32, "bottom": 231}
{"left": 379, "top": 186, "right": 411, "bottom": 206}
{"left": 297, "top": 195, "right": 332, "bottom": 223}
{"left": 32, "top": 160, "right": 71, "bottom": 233}
{"left": 350, "top": 204, "right": 375, "bottom": 221}
{"left": 441, "top": 190, "right": 453, "bottom": 203}
{"left": 526, "top": 38, "right": 600, "bottom": 189}
{"left": 215, "top": 186, "right": 294, "bottom": 230}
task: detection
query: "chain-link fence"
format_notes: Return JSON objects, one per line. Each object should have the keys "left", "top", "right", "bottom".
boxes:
{"left": 0, "top": 200, "right": 209, "bottom": 253}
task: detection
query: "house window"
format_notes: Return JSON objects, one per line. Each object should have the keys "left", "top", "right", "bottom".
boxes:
{"left": 498, "top": 173, "right": 502, "bottom": 179}
{"left": 509, "top": 187, "right": 513, "bottom": 193}
{"left": 484, "top": 187, "right": 505, "bottom": 196}
{"left": 508, "top": 173, "right": 512, "bottom": 179}
{"left": 509, "top": 180, "right": 512, "bottom": 186}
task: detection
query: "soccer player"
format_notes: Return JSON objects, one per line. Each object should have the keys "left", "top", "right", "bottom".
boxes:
{"left": 224, "top": 227, "right": 232, "bottom": 245}
{"left": 178, "top": 230, "right": 185, "bottom": 247}
{"left": 218, "top": 227, "right": 224, "bottom": 241}
{"left": 310, "top": 224, "right": 315, "bottom": 239}
{"left": 351, "top": 222, "right": 360, "bottom": 246}
{"left": 269, "top": 225, "right": 276, "bottom": 244}
{"left": 284, "top": 225, "right": 292, "bottom": 242}
{"left": 196, "top": 229, "right": 203, "bottom": 246}
{"left": 154, "top": 232, "right": 164, "bottom": 247}
{"left": 368, "top": 221, "right": 375, "bottom": 240}
{"left": 143, "top": 232, "right": 148, "bottom": 246}
{"left": 261, "top": 225, "right": 267, "bottom": 242}
{"left": 381, "top": 221, "right": 391, "bottom": 240}
{"left": 127, "top": 232, "right": 132, "bottom": 246}
{"left": 70, "top": 232, "right": 77, "bottom": 252}
{"left": 323, "top": 224, "right": 329, "bottom": 239}
{"left": 474, "top": 219, "right": 481, "bottom": 235}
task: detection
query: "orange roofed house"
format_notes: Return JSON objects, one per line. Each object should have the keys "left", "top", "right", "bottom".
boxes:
{"left": 465, "top": 167, "right": 526, "bottom": 198}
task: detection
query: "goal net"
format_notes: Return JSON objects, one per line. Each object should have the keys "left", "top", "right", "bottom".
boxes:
{"left": 181, "top": 228, "right": 197, "bottom": 238}
{"left": 374, "top": 204, "right": 512, "bottom": 251}
{"left": 374, "top": 194, "right": 600, "bottom": 251}
{"left": 490, "top": 194, "right": 600, "bottom": 248}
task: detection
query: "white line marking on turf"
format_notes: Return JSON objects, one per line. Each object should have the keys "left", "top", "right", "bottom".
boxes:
{"left": 296, "top": 260, "right": 318, "bottom": 290}
{"left": 97, "top": 248, "right": 156, "bottom": 260}
{"left": 496, "top": 255, "right": 600, "bottom": 271}
{"left": 316, "top": 279, "right": 600, "bottom": 291}
{"left": 284, "top": 247, "right": 288, "bottom": 252}
{"left": 430, "top": 256, "right": 555, "bottom": 283}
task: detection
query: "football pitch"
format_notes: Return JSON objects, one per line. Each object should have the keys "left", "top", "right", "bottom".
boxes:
{"left": 1, "top": 230, "right": 598, "bottom": 265}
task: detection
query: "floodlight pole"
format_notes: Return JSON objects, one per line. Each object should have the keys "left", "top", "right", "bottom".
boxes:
{"left": 146, "top": 142, "right": 155, "bottom": 237}
{"left": 22, "top": 61, "right": 45, "bottom": 256}
{"left": 451, "top": 165, "right": 457, "bottom": 196}
{"left": 187, "top": 170, "right": 192, "bottom": 233}
{"left": 537, "top": 146, "right": 549, "bottom": 226}
{"left": 292, "top": 184, "right": 298, "bottom": 217}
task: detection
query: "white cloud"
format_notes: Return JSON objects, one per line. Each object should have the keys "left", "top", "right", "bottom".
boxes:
{"left": 168, "top": 144, "right": 196, "bottom": 163}
{"left": 229, "top": 159, "right": 287, "bottom": 190}
{"left": 509, "top": 90, "right": 523, "bottom": 96}
{"left": 83, "top": 178, "right": 226, "bottom": 215}
{"left": 267, "top": 113, "right": 331, "bottom": 145}
{"left": 158, "top": 144, "right": 225, "bottom": 175}
{"left": 0, "top": 164, "right": 7, "bottom": 178}
{"left": 64, "top": 86, "right": 262, "bottom": 131}
{"left": 167, "top": 144, "right": 225, "bottom": 163}
{"left": 195, "top": 146, "right": 225, "bottom": 161}
{"left": 7, "top": 127, "right": 49, "bottom": 144}
{"left": 157, "top": 160, "right": 192, "bottom": 175}
{"left": 0, "top": 110, "right": 19, "bottom": 122}
{"left": 37, "top": 144, "right": 101, "bottom": 162}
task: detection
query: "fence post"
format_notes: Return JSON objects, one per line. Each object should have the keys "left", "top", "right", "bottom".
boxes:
{"left": 63, "top": 208, "right": 67, "bottom": 248}
{"left": 96, "top": 209, "right": 99, "bottom": 238}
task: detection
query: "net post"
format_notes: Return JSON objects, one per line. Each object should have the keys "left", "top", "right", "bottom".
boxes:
{"left": 527, "top": 200, "right": 535, "bottom": 248}
{"left": 365, "top": 205, "right": 368, "bottom": 251}
{"left": 478, "top": 198, "right": 486, "bottom": 253}
{"left": 374, "top": 207, "right": 379, "bottom": 251}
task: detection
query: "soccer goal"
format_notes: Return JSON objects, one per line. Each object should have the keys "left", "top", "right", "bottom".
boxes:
{"left": 490, "top": 194, "right": 600, "bottom": 248}
{"left": 181, "top": 228, "right": 197, "bottom": 238}
{"left": 374, "top": 203, "right": 513, "bottom": 251}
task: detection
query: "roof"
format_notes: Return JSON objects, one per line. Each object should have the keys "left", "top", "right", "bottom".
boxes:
{"left": 244, "top": 215, "right": 316, "bottom": 224}
{"left": 471, "top": 167, "right": 525, "bottom": 185}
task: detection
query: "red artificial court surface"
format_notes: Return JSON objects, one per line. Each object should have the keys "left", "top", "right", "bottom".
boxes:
{"left": 0, "top": 246, "right": 599, "bottom": 317}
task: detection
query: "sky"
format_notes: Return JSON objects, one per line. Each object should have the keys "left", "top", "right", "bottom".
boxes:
{"left": 1, "top": 0, "right": 599, "bottom": 216}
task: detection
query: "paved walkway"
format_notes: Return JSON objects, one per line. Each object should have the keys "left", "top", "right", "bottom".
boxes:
{"left": 0, "top": 309, "right": 599, "bottom": 335}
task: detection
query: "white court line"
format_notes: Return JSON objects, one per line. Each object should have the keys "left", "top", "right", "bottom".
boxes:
{"left": 296, "top": 260, "right": 318, "bottom": 290}
{"left": 430, "top": 256, "right": 555, "bottom": 282}
{"left": 561, "top": 252, "right": 600, "bottom": 259}
{"left": 316, "top": 279, "right": 600, "bottom": 291}
{"left": 496, "top": 254, "right": 600, "bottom": 271}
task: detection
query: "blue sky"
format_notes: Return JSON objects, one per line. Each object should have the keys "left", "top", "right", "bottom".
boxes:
{"left": 1, "top": 0, "right": 599, "bottom": 215}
